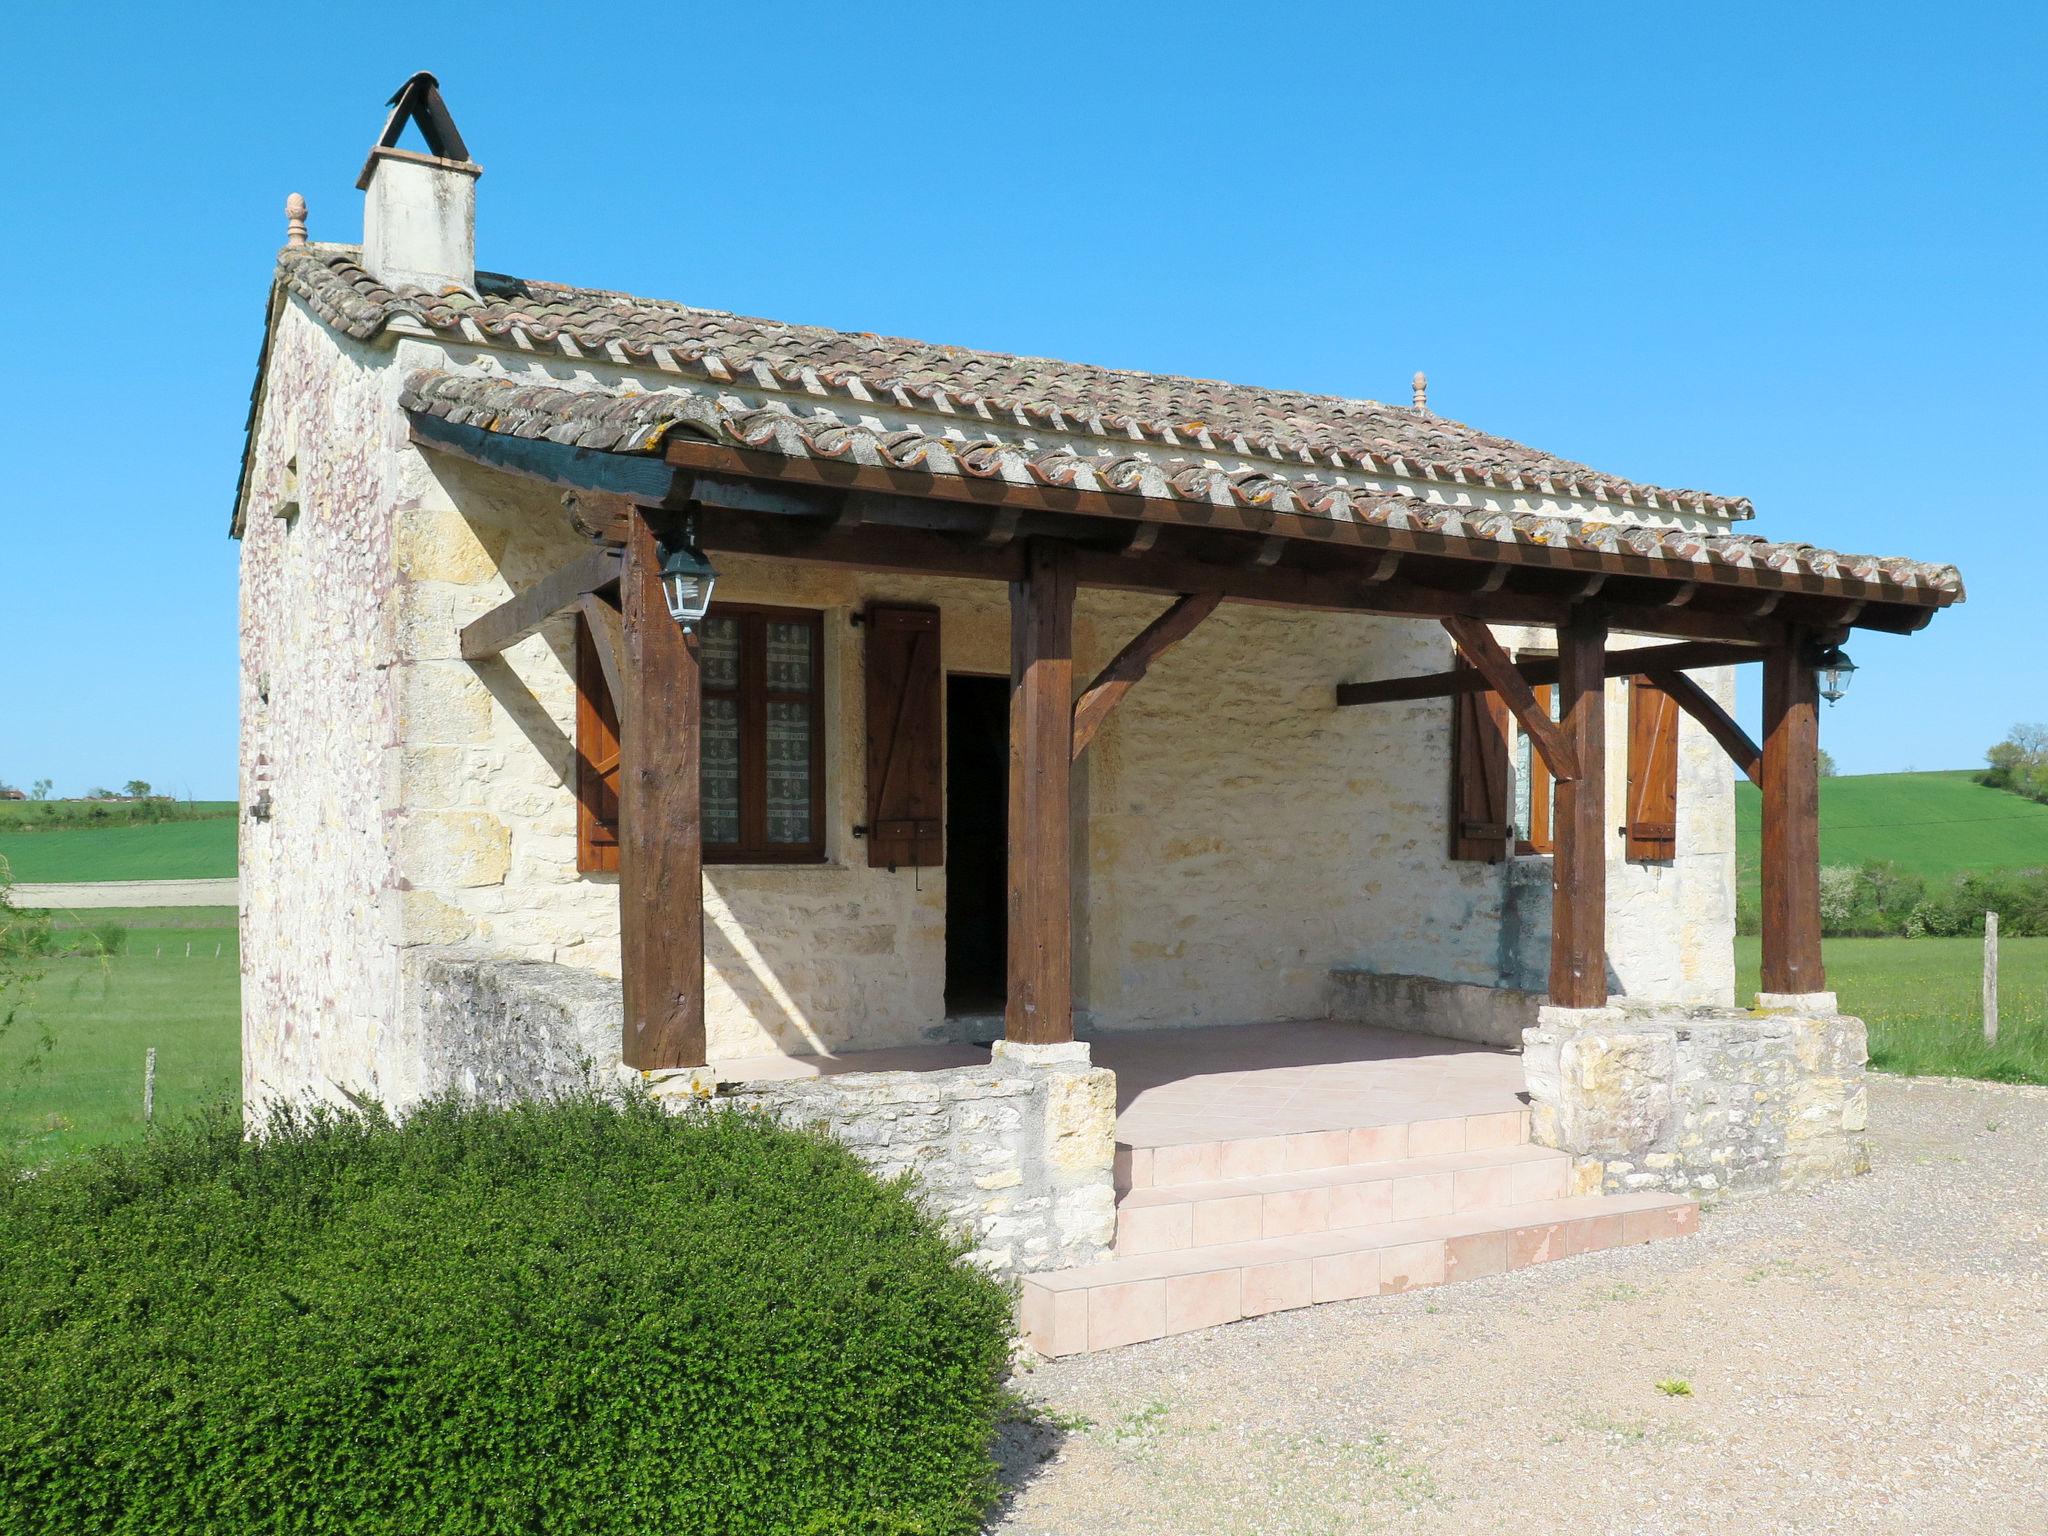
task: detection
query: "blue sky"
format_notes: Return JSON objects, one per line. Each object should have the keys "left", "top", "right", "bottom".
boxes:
{"left": 2, "top": 3, "right": 2041, "bottom": 798}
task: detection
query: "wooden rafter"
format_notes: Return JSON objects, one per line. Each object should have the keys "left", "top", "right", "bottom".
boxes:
{"left": 1645, "top": 667, "right": 1762, "bottom": 786}
{"left": 459, "top": 545, "right": 621, "bottom": 661}
{"left": 1440, "top": 616, "right": 1581, "bottom": 784}
{"left": 1071, "top": 592, "right": 1223, "bottom": 760}
{"left": 1337, "top": 638, "right": 1763, "bottom": 707}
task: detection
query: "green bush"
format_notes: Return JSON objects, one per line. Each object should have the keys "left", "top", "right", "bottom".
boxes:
{"left": 0, "top": 1095, "right": 1015, "bottom": 1534}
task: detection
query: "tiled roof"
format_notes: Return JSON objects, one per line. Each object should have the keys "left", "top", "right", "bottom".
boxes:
{"left": 399, "top": 369, "right": 1965, "bottom": 602}
{"left": 279, "top": 243, "right": 1754, "bottom": 521}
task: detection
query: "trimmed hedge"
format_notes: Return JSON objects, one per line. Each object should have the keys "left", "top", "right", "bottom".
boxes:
{"left": 0, "top": 1095, "right": 1014, "bottom": 1534}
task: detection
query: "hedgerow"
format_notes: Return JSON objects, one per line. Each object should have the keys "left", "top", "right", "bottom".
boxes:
{"left": 0, "top": 1094, "right": 1014, "bottom": 1534}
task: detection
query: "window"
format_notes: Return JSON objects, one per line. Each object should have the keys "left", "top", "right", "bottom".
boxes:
{"left": 574, "top": 602, "right": 826, "bottom": 871}
{"left": 699, "top": 604, "right": 826, "bottom": 863}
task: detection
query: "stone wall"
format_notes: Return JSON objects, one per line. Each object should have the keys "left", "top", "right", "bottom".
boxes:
{"left": 699, "top": 1041, "right": 1117, "bottom": 1278}
{"left": 1523, "top": 997, "right": 1869, "bottom": 1197}
{"left": 1329, "top": 968, "right": 1541, "bottom": 1049}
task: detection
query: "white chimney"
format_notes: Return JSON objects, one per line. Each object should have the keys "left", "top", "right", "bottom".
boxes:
{"left": 356, "top": 72, "right": 480, "bottom": 292}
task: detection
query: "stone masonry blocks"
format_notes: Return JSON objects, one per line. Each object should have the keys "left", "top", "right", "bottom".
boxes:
{"left": 1524, "top": 1000, "right": 1868, "bottom": 1196}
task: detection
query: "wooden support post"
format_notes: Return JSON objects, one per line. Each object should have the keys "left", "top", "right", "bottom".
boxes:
{"left": 618, "top": 506, "right": 705, "bottom": 1070}
{"left": 1760, "top": 637, "right": 1825, "bottom": 996}
{"left": 1549, "top": 614, "right": 1609, "bottom": 1008}
{"left": 1007, "top": 541, "right": 1077, "bottom": 1044}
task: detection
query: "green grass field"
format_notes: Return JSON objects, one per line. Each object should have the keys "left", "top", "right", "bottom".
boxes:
{"left": 1735, "top": 770, "right": 2048, "bottom": 901}
{"left": 0, "top": 811, "right": 238, "bottom": 883}
{"left": 1, "top": 916, "right": 240, "bottom": 1162}
{"left": 1737, "top": 934, "right": 2048, "bottom": 1084}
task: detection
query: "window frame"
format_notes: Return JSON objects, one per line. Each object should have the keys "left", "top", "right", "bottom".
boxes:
{"left": 699, "top": 601, "right": 828, "bottom": 866}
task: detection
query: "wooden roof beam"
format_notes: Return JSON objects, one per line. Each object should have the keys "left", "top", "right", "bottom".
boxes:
{"left": 1337, "top": 637, "right": 1763, "bottom": 707}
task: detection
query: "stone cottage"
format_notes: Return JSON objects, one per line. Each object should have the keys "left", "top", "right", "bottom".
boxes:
{"left": 234, "top": 77, "right": 1963, "bottom": 1352}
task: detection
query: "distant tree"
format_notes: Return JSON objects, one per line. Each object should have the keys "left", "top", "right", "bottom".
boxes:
{"left": 121, "top": 780, "right": 153, "bottom": 800}
{"left": 1981, "top": 723, "right": 2048, "bottom": 805}
{"left": 30, "top": 780, "right": 50, "bottom": 801}
{"left": 85, "top": 787, "right": 114, "bottom": 802}
{"left": 1817, "top": 749, "right": 1839, "bottom": 779}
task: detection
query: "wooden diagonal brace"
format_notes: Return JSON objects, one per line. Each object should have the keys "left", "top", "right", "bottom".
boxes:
{"left": 578, "top": 591, "right": 627, "bottom": 715}
{"left": 460, "top": 544, "right": 622, "bottom": 661}
{"left": 1441, "top": 615, "right": 1581, "bottom": 783}
{"left": 1646, "top": 668, "right": 1762, "bottom": 786}
{"left": 1071, "top": 592, "right": 1223, "bottom": 760}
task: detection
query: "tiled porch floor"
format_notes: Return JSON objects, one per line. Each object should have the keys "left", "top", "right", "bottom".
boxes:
{"left": 710, "top": 1019, "right": 1526, "bottom": 1146}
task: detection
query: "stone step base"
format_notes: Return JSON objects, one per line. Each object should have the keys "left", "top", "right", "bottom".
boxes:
{"left": 1021, "top": 1192, "right": 1697, "bottom": 1356}
{"left": 1114, "top": 1143, "right": 1572, "bottom": 1256}
{"left": 1116, "top": 1106, "right": 1531, "bottom": 1194}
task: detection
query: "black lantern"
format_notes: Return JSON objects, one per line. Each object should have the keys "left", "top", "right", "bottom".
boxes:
{"left": 656, "top": 522, "right": 717, "bottom": 631}
{"left": 1816, "top": 643, "right": 1857, "bottom": 705}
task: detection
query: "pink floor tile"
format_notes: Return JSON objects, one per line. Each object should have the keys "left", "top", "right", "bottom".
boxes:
{"left": 1463, "top": 1110, "right": 1526, "bottom": 1150}
{"left": 1327, "top": 1176, "right": 1394, "bottom": 1231}
{"left": 1190, "top": 1194, "right": 1264, "bottom": 1247}
{"left": 1150, "top": 1141, "right": 1223, "bottom": 1186}
{"left": 1216, "top": 1135, "right": 1294, "bottom": 1181}
{"left": 1088, "top": 1280, "right": 1167, "bottom": 1351}
{"left": 1115, "top": 1202, "right": 1192, "bottom": 1256}
{"left": 1021, "top": 1285, "right": 1089, "bottom": 1357}
{"left": 1446, "top": 1229, "right": 1507, "bottom": 1282}
{"left": 1261, "top": 1186, "right": 1332, "bottom": 1238}
{"left": 1379, "top": 1240, "right": 1447, "bottom": 1292}
{"left": 1164, "top": 1270, "right": 1241, "bottom": 1334}
{"left": 1241, "top": 1258, "right": 1312, "bottom": 1315}
{"left": 1506, "top": 1220, "right": 1566, "bottom": 1268}
{"left": 1348, "top": 1123, "right": 1408, "bottom": 1164}
{"left": 1406, "top": 1117, "right": 1468, "bottom": 1157}
{"left": 1623, "top": 1203, "right": 1696, "bottom": 1244}
{"left": 1391, "top": 1172, "right": 1454, "bottom": 1222}
{"left": 1285, "top": 1129, "right": 1352, "bottom": 1172}
{"left": 1568, "top": 1213, "right": 1625, "bottom": 1255}
{"left": 1311, "top": 1249, "right": 1382, "bottom": 1303}
{"left": 1510, "top": 1157, "right": 1570, "bottom": 1204}
{"left": 1452, "top": 1164, "right": 1513, "bottom": 1213}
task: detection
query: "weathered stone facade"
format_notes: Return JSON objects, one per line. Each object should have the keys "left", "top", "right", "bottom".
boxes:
{"left": 238, "top": 304, "right": 1741, "bottom": 1111}
{"left": 716, "top": 1040, "right": 1118, "bottom": 1277}
{"left": 1523, "top": 997, "right": 1869, "bottom": 1197}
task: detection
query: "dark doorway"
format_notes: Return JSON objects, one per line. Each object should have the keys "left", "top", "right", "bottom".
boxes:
{"left": 945, "top": 674, "right": 1009, "bottom": 1017}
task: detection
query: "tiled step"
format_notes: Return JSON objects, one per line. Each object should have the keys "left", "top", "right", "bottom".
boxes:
{"left": 1021, "top": 1192, "right": 1698, "bottom": 1356}
{"left": 1116, "top": 1106, "right": 1529, "bottom": 1194}
{"left": 1113, "top": 1143, "right": 1572, "bottom": 1256}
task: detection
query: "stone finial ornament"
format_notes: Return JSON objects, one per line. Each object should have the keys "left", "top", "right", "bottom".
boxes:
{"left": 285, "top": 193, "right": 309, "bottom": 246}
{"left": 1412, "top": 371, "right": 1428, "bottom": 410}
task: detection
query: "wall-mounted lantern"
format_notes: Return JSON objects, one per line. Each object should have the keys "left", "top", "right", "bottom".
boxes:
{"left": 656, "top": 520, "right": 717, "bottom": 631}
{"left": 1816, "top": 643, "right": 1857, "bottom": 705}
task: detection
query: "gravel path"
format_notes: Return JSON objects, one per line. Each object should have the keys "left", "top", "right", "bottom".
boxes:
{"left": 991, "top": 1076, "right": 2048, "bottom": 1535}
{"left": 11, "top": 878, "right": 238, "bottom": 909}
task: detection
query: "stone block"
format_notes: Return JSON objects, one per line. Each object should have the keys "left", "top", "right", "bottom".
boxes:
{"left": 394, "top": 506, "right": 508, "bottom": 584}
{"left": 397, "top": 662, "right": 494, "bottom": 745}
{"left": 397, "top": 810, "right": 512, "bottom": 889}
{"left": 1043, "top": 1067, "right": 1116, "bottom": 1172}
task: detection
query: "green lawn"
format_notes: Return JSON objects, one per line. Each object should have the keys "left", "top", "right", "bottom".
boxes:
{"left": 1735, "top": 771, "right": 2048, "bottom": 903}
{"left": 1, "top": 918, "right": 240, "bottom": 1162}
{"left": 1736, "top": 934, "right": 2048, "bottom": 1084}
{"left": 0, "top": 814, "right": 238, "bottom": 883}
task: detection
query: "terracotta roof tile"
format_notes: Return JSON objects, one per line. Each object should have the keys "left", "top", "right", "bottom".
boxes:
{"left": 279, "top": 243, "right": 1754, "bottom": 521}
{"left": 397, "top": 369, "right": 1964, "bottom": 602}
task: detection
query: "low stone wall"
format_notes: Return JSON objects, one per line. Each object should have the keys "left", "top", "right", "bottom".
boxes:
{"left": 403, "top": 948, "right": 622, "bottom": 1105}
{"left": 403, "top": 953, "right": 1115, "bottom": 1278}
{"left": 708, "top": 1041, "right": 1117, "bottom": 1278}
{"left": 1523, "top": 994, "right": 1868, "bottom": 1198}
{"left": 1329, "top": 968, "right": 1541, "bottom": 1049}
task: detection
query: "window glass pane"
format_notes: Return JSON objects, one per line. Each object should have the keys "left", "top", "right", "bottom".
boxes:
{"left": 764, "top": 620, "right": 814, "bottom": 692}
{"left": 702, "top": 696, "right": 742, "bottom": 844}
{"left": 764, "top": 700, "right": 812, "bottom": 844}
{"left": 699, "top": 616, "right": 741, "bottom": 691}
{"left": 1513, "top": 728, "right": 1532, "bottom": 846}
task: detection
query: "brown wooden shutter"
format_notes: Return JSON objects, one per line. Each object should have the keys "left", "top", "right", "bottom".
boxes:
{"left": 863, "top": 604, "right": 943, "bottom": 869}
{"left": 1449, "top": 659, "right": 1512, "bottom": 862}
{"left": 574, "top": 612, "right": 622, "bottom": 874}
{"left": 1523, "top": 681, "right": 1556, "bottom": 855}
{"left": 1626, "top": 674, "right": 1679, "bottom": 862}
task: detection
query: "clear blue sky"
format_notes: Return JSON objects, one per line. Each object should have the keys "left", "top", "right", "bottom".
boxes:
{"left": 2, "top": 3, "right": 2041, "bottom": 798}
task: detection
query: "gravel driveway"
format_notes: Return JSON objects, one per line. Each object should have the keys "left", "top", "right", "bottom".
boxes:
{"left": 992, "top": 1076, "right": 2048, "bottom": 1535}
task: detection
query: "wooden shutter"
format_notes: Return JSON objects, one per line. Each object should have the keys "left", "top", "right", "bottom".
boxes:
{"left": 1626, "top": 674, "right": 1679, "bottom": 862}
{"left": 574, "top": 612, "right": 622, "bottom": 874}
{"left": 1523, "top": 682, "right": 1555, "bottom": 855}
{"left": 1449, "top": 659, "right": 1512, "bottom": 862}
{"left": 863, "top": 604, "right": 943, "bottom": 869}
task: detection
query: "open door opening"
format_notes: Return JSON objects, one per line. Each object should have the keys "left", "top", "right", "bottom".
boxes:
{"left": 945, "top": 673, "right": 1009, "bottom": 1019}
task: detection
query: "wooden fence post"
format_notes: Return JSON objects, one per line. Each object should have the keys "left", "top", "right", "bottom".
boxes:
{"left": 1984, "top": 911, "right": 1999, "bottom": 1046}
{"left": 143, "top": 1047, "right": 156, "bottom": 1124}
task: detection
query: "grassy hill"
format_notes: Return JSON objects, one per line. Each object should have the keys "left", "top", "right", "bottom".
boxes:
{"left": 1735, "top": 770, "right": 2048, "bottom": 899}
{"left": 0, "top": 803, "right": 238, "bottom": 884}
